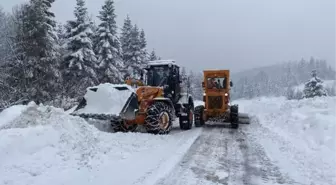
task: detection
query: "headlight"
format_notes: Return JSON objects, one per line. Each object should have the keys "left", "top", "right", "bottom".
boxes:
{"left": 225, "top": 93, "right": 228, "bottom": 96}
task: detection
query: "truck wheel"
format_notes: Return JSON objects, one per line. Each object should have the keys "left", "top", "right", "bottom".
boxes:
{"left": 230, "top": 105, "right": 239, "bottom": 129}
{"left": 145, "top": 101, "right": 173, "bottom": 134}
{"left": 194, "top": 105, "right": 205, "bottom": 127}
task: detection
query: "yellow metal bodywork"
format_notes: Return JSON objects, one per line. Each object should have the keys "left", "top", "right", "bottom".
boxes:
{"left": 202, "top": 70, "right": 231, "bottom": 121}
{"left": 124, "top": 78, "right": 165, "bottom": 125}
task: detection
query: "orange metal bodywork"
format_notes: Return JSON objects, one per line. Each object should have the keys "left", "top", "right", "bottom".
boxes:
{"left": 202, "top": 70, "right": 231, "bottom": 121}
{"left": 124, "top": 78, "right": 166, "bottom": 125}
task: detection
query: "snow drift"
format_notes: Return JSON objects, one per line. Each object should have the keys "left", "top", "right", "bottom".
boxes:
{"left": 235, "top": 96, "right": 336, "bottom": 185}
{"left": 0, "top": 102, "right": 201, "bottom": 185}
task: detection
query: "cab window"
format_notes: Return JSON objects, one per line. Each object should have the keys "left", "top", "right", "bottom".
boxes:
{"left": 207, "top": 77, "right": 227, "bottom": 89}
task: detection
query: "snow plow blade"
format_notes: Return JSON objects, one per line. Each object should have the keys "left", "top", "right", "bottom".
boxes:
{"left": 70, "top": 83, "right": 139, "bottom": 122}
{"left": 238, "top": 112, "right": 250, "bottom": 124}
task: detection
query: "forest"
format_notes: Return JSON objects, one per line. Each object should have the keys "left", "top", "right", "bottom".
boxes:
{"left": 0, "top": 0, "right": 162, "bottom": 110}
{"left": 0, "top": 0, "right": 335, "bottom": 111}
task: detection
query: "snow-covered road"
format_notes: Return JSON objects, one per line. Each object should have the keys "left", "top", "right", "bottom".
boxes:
{"left": 155, "top": 120, "right": 295, "bottom": 185}
{"left": 0, "top": 96, "right": 335, "bottom": 185}
{"left": 157, "top": 97, "right": 336, "bottom": 185}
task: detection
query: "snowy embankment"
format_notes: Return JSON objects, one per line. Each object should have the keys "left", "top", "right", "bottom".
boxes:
{"left": 0, "top": 102, "right": 201, "bottom": 185}
{"left": 234, "top": 96, "right": 336, "bottom": 185}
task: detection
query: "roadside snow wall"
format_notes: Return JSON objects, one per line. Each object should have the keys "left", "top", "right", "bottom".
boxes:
{"left": 0, "top": 102, "right": 201, "bottom": 185}
{"left": 234, "top": 96, "right": 336, "bottom": 185}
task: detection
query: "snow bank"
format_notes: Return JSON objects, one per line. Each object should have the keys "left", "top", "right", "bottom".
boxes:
{"left": 234, "top": 96, "right": 336, "bottom": 185}
{"left": 72, "top": 83, "right": 135, "bottom": 116}
{"left": 235, "top": 96, "right": 335, "bottom": 152}
{"left": 0, "top": 103, "right": 28, "bottom": 128}
{"left": 0, "top": 102, "right": 201, "bottom": 185}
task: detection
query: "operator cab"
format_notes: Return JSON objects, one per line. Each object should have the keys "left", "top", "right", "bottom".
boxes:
{"left": 143, "top": 60, "right": 181, "bottom": 102}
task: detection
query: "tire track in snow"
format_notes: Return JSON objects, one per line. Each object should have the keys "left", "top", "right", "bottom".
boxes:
{"left": 155, "top": 122, "right": 296, "bottom": 185}
{"left": 245, "top": 116, "right": 335, "bottom": 185}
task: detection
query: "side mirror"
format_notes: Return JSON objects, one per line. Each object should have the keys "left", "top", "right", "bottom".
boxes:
{"left": 230, "top": 81, "right": 233, "bottom": 87}
{"left": 202, "top": 82, "right": 205, "bottom": 88}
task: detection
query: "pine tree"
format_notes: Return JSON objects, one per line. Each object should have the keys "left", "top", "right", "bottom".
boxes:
{"left": 139, "top": 29, "right": 147, "bottom": 62}
{"left": 56, "top": 23, "right": 66, "bottom": 46}
{"left": 62, "top": 0, "right": 98, "bottom": 97}
{"left": 89, "top": 15, "right": 99, "bottom": 54}
{"left": 55, "top": 22, "right": 67, "bottom": 64}
{"left": 149, "top": 49, "right": 158, "bottom": 61}
{"left": 120, "top": 15, "right": 133, "bottom": 77}
{"left": 128, "top": 24, "right": 142, "bottom": 78}
{"left": 303, "top": 70, "right": 328, "bottom": 98}
{"left": 120, "top": 15, "right": 132, "bottom": 60}
{"left": 191, "top": 71, "right": 204, "bottom": 100}
{"left": 0, "top": 6, "right": 11, "bottom": 64}
{"left": 95, "top": 0, "right": 123, "bottom": 83}
{"left": 5, "top": 0, "right": 60, "bottom": 104}
{"left": 120, "top": 18, "right": 142, "bottom": 78}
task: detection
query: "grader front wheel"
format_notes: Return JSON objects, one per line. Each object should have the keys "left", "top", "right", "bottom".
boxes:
{"left": 230, "top": 105, "right": 239, "bottom": 129}
{"left": 145, "top": 101, "right": 173, "bottom": 134}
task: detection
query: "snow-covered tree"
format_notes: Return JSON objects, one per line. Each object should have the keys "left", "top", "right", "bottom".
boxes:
{"left": 191, "top": 71, "right": 203, "bottom": 100}
{"left": 139, "top": 29, "right": 147, "bottom": 62}
{"left": 62, "top": 0, "right": 98, "bottom": 97}
{"left": 120, "top": 15, "right": 133, "bottom": 77}
{"left": 5, "top": 0, "right": 61, "bottom": 104}
{"left": 120, "top": 16, "right": 143, "bottom": 78}
{"left": 179, "top": 67, "right": 188, "bottom": 93}
{"left": 56, "top": 23, "right": 66, "bottom": 47}
{"left": 149, "top": 49, "right": 158, "bottom": 61}
{"left": 95, "top": 0, "right": 123, "bottom": 83}
{"left": 128, "top": 24, "right": 142, "bottom": 77}
{"left": 0, "top": 6, "right": 12, "bottom": 64}
{"left": 303, "top": 70, "right": 328, "bottom": 98}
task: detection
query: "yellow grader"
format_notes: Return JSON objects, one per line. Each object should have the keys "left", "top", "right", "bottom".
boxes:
{"left": 194, "top": 70, "right": 250, "bottom": 129}
{"left": 70, "top": 60, "right": 195, "bottom": 134}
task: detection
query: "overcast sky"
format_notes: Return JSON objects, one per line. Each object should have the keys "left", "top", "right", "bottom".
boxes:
{"left": 1, "top": 0, "right": 335, "bottom": 73}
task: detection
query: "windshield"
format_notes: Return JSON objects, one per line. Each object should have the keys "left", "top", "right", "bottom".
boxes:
{"left": 146, "top": 66, "right": 170, "bottom": 86}
{"left": 207, "top": 77, "right": 227, "bottom": 89}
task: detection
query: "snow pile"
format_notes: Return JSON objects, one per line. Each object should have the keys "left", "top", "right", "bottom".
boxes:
{"left": 72, "top": 83, "right": 135, "bottom": 115}
{"left": 236, "top": 96, "right": 335, "bottom": 151}
{"left": 235, "top": 96, "right": 336, "bottom": 185}
{"left": 0, "top": 104, "right": 27, "bottom": 128}
{"left": 0, "top": 102, "right": 201, "bottom": 185}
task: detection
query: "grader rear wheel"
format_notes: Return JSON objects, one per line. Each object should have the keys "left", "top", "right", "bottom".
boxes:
{"left": 145, "top": 101, "right": 173, "bottom": 134}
